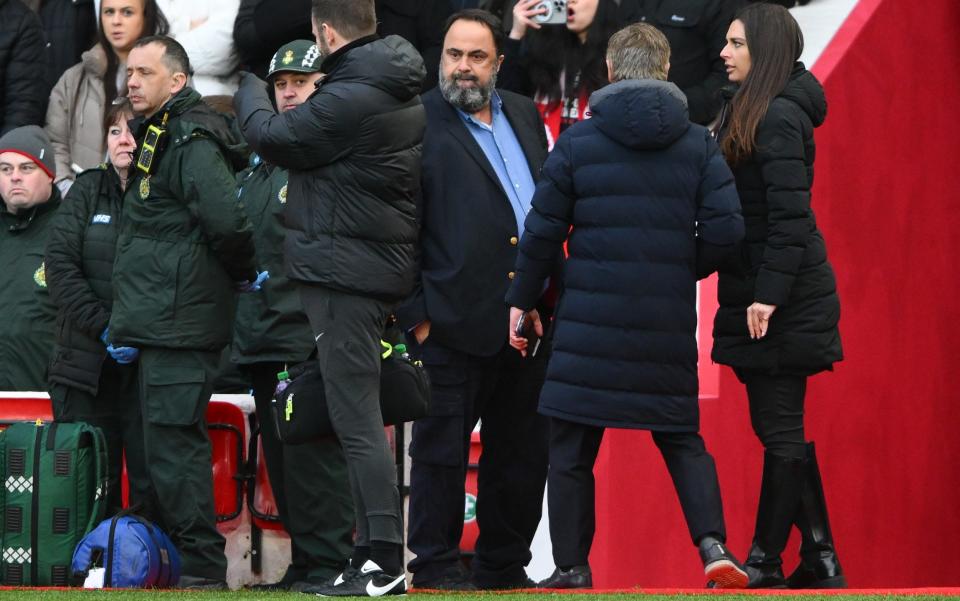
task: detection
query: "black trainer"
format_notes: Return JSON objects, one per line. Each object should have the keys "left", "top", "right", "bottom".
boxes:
{"left": 305, "top": 559, "right": 406, "bottom": 597}
{"left": 699, "top": 536, "right": 748, "bottom": 589}
{"left": 539, "top": 565, "right": 593, "bottom": 589}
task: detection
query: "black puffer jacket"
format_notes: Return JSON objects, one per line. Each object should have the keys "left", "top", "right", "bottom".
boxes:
{"left": 0, "top": 0, "right": 45, "bottom": 133}
{"left": 45, "top": 166, "right": 122, "bottom": 395}
{"left": 235, "top": 35, "right": 426, "bottom": 301}
{"left": 506, "top": 80, "right": 743, "bottom": 431}
{"left": 712, "top": 64, "right": 842, "bottom": 375}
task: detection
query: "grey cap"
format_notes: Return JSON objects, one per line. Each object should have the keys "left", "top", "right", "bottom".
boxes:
{"left": 267, "top": 40, "right": 323, "bottom": 78}
{"left": 0, "top": 125, "right": 55, "bottom": 179}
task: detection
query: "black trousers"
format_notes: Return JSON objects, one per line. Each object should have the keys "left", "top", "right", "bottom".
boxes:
{"left": 298, "top": 284, "right": 402, "bottom": 547}
{"left": 248, "top": 362, "right": 355, "bottom": 580}
{"left": 407, "top": 339, "right": 549, "bottom": 587}
{"left": 735, "top": 369, "right": 807, "bottom": 459}
{"left": 547, "top": 417, "right": 726, "bottom": 568}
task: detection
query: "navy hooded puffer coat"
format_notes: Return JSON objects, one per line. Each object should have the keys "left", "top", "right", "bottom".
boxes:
{"left": 506, "top": 79, "right": 744, "bottom": 431}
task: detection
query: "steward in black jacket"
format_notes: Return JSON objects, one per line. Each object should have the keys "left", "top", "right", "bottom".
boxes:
{"left": 235, "top": 35, "right": 426, "bottom": 302}
{"left": 0, "top": 0, "right": 45, "bottom": 133}
{"left": 712, "top": 65, "right": 842, "bottom": 375}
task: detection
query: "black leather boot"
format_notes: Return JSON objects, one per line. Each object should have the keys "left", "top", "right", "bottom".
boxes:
{"left": 745, "top": 452, "right": 804, "bottom": 588}
{"left": 786, "top": 442, "right": 847, "bottom": 588}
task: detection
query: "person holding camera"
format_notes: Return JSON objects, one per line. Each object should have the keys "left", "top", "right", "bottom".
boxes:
{"left": 498, "top": 0, "right": 625, "bottom": 149}
{"left": 400, "top": 9, "right": 552, "bottom": 591}
{"left": 507, "top": 22, "right": 748, "bottom": 589}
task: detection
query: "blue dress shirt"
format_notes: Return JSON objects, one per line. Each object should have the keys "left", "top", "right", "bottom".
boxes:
{"left": 456, "top": 92, "right": 536, "bottom": 235}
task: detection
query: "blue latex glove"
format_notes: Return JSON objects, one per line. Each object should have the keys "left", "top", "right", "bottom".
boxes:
{"left": 106, "top": 344, "right": 140, "bottom": 364}
{"left": 100, "top": 327, "right": 110, "bottom": 345}
{"left": 236, "top": 270, "right": 270, "bottom": 293}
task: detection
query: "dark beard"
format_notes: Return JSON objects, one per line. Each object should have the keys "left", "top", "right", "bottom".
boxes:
{"left": 439, "top": 65, "right": 497, "bottom": 114}
{"left": 318, "top": 35, "right": 331, "bottom": 60}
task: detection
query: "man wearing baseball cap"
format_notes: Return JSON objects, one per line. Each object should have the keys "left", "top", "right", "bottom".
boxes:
{"left": 234, "top": 40, "right": 354, "bottom": 592}
{"left": 0, "top": 125, "right": 61, "bottom": 390}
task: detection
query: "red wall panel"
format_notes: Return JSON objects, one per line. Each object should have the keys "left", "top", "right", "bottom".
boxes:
{"left": 589, "top": 0, "right": 960, "bottom": 587}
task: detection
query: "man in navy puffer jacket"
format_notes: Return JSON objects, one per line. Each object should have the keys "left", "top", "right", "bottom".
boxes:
{"left": 506, "top": 22, "right": 747, "bottom": 589}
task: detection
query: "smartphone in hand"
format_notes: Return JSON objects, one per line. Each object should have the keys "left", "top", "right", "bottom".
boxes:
{"left": 514, "top": 312, "right": 541, "bottom": 357}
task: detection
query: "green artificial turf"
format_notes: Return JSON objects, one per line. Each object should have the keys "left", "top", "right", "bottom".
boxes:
{"left": 2, "top": 593, "right": 960, "bottom": 601}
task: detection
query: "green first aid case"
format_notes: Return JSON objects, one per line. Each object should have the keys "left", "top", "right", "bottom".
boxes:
{"left": 1, "top": 420, "right": 108, "bottom": 586}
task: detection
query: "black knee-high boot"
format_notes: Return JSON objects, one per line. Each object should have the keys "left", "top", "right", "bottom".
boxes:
{"left": 785, "top": 442, "right": 846, "bottom": 588}
{"left": 745, "top": 452, "right": 804, "bottom": 588}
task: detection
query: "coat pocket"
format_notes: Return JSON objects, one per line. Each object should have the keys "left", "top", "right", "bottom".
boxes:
{"left": 143, "top": 366, "right": 207, "bottom": 426}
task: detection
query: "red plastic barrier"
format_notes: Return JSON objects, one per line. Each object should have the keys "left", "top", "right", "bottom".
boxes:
{"left": 589, "top": 0, "right": 960, "bottom": 587}
{"left": 0, "top": 396, "right": 52, "bottom": 427}
{"left": 207, "top": 400, "right": 246, "bottom": 523}
{"left": 250, "top": 434, "right": 284, "bottom": 531}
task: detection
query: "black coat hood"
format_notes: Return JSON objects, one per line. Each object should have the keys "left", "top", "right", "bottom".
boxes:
{"left": 780, "top": 63, "right": 827, "bottom": 128}
{"left": 323, "top": 34, "right": 426, "bottom": 101}
{"left": 589, "top": 79, "right": 691, "bottom": 150}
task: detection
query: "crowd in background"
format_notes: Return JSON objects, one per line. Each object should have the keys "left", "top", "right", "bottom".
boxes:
{"left": 0, "top": 0, "right": 814, "bottom": 162}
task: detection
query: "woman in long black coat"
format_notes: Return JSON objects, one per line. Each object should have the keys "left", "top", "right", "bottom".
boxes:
{"left": 713, "top": 3, "right": 844, "bottom": 589}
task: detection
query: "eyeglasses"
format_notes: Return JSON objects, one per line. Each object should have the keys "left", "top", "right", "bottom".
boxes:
{"left": 0, "top": 162, "right": 40, "bottom": 176}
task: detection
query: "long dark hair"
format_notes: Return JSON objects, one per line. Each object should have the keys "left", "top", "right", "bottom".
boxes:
{"left": 525, "top": 0, "right": 620, "bottom": 105}
{"left": 98, "top": 0, "right": 169, "bottom": 123}
{"left": 717, "top": 3, "right": 803, "bottom": 164}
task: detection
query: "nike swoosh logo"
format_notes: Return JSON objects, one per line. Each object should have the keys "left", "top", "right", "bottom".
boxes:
{"left": 365, "top": 574, "right": 405, "bottom": 596}
{"left": 315, "top": 332, "right": 324, "bottom": 341}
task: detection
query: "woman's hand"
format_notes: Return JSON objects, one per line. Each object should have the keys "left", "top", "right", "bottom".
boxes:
{"left": 747, "top": 302, "right": 777, "bottom": 340}
{"left": 511, "top": 0, "right": 546, "bottom": 40}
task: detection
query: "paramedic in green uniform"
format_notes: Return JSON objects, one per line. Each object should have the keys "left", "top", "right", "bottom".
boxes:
{"left": 234, "top": 40, "right": 354, "bottom": 591}
{"left": 108, "top": 35, "right": 262, "bottom": 589}
{"left": 0, "top": 125, "right": 61, "bottom": 391}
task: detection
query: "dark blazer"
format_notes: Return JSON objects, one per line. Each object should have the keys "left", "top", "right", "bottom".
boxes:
{"left": 399, "top": 87, "right": 548, "bottom": 357}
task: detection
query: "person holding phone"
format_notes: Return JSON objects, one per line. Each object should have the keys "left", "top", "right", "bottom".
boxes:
{"left": 508, "top": 22, "right": 747, "bottom": 589}
{"left": 498, "top": 0, "right": 625, "bottom": 149}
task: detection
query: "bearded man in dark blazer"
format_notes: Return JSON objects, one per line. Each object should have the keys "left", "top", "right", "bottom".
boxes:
{"left": 399, "top": 8, "right": 552, "bottom": 591}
